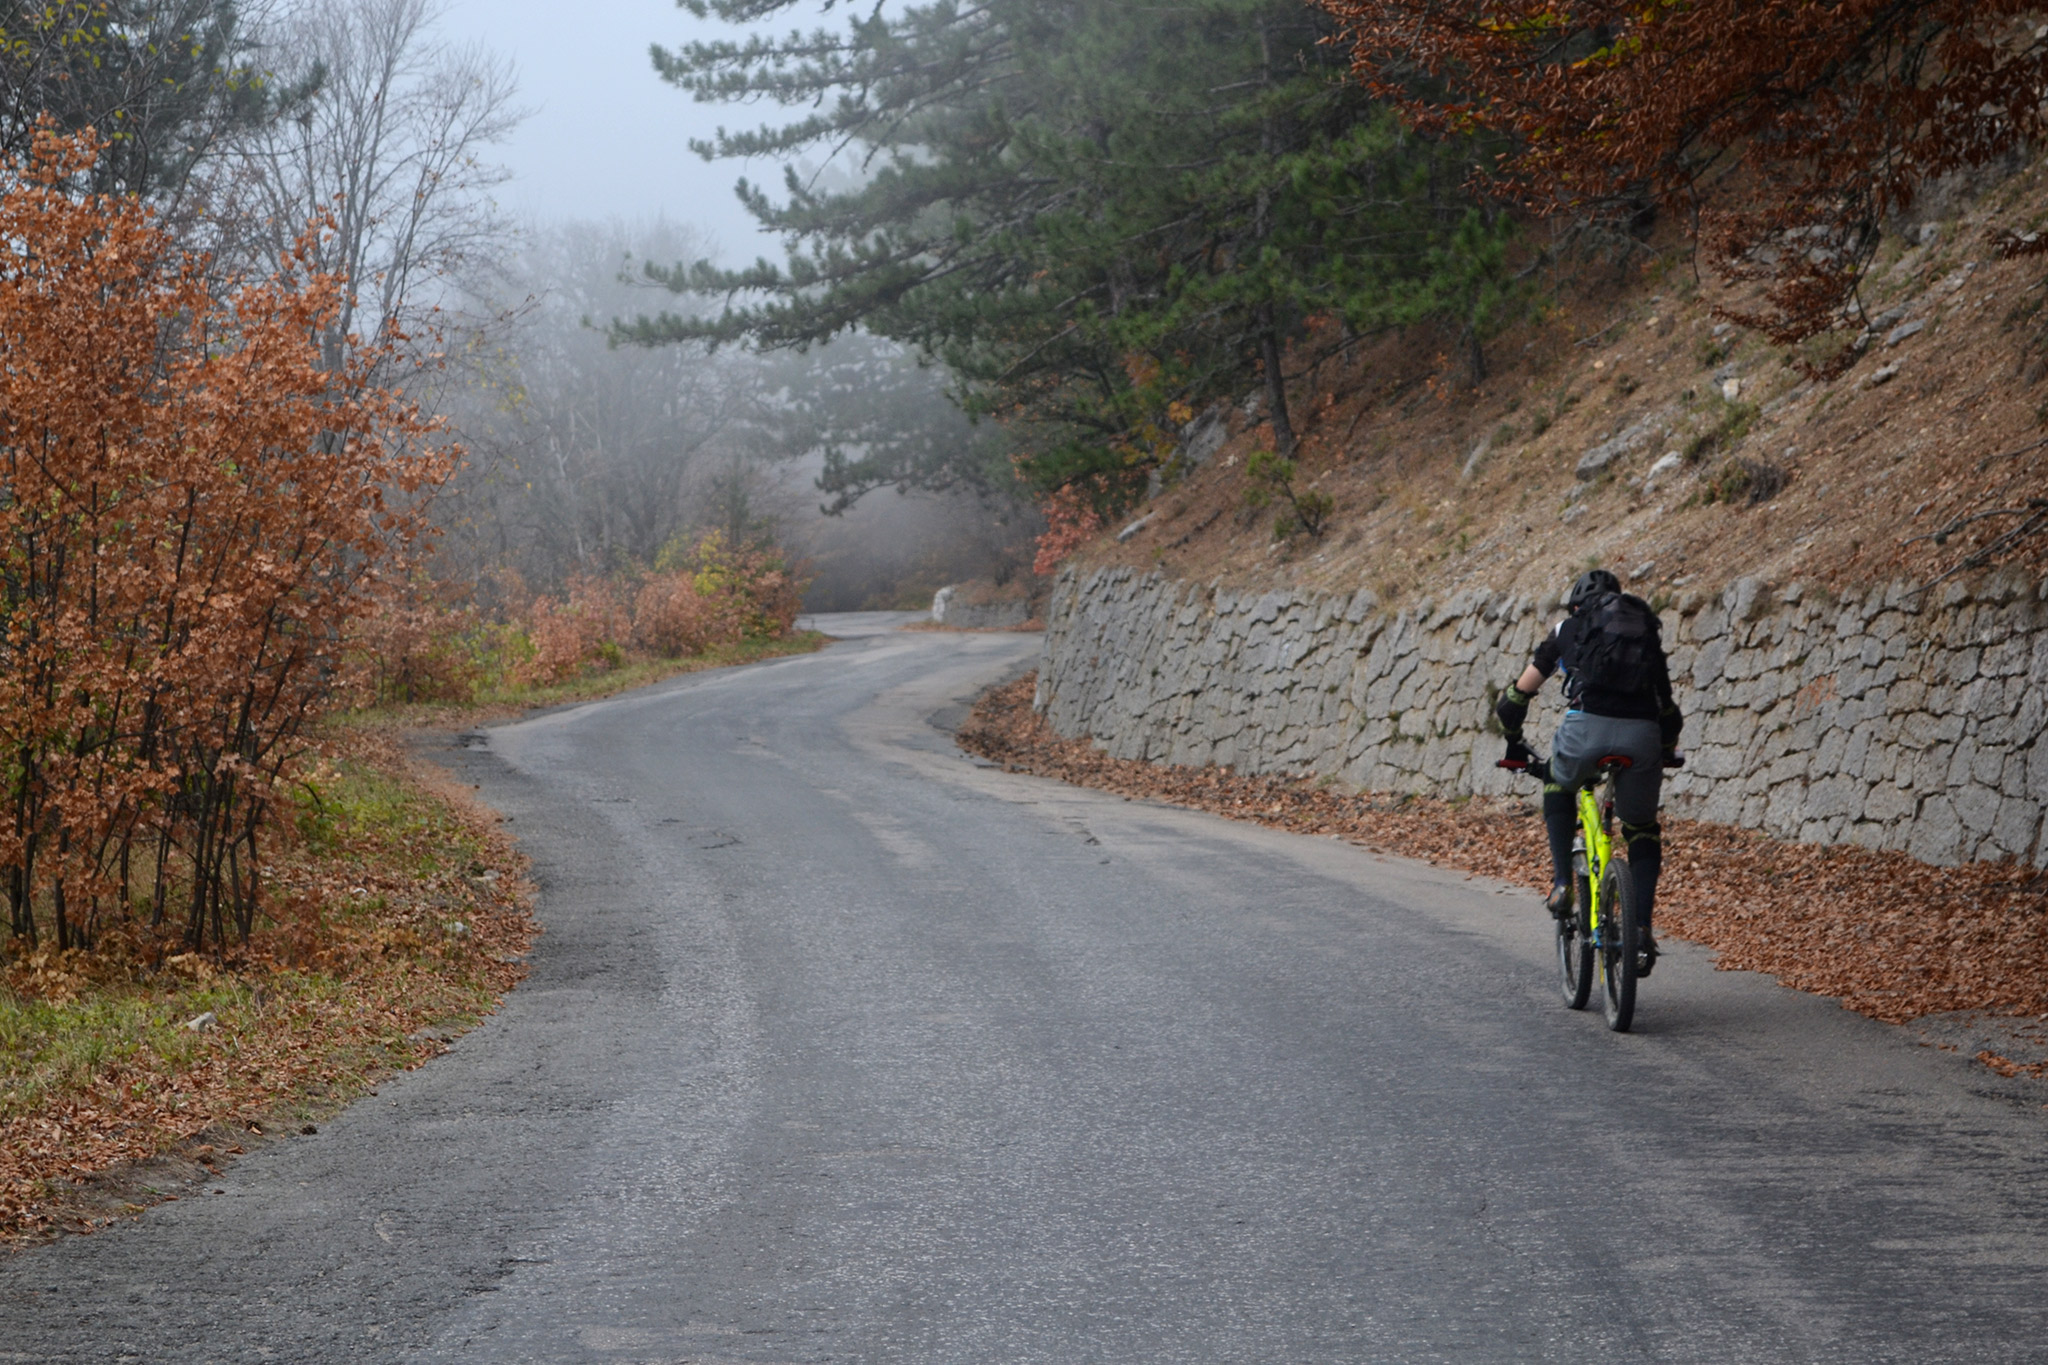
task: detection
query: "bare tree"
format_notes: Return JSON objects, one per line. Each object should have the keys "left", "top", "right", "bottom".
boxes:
{"left": 437, "top": 219, "right": 791, "bottom": 589}
{"left": 225, "top": 0, "right": 522, "bottom": 375}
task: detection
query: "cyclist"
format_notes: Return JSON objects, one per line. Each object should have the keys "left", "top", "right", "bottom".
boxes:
{"left": 1493, "top": 569, "right": 1683, "bottom": 974}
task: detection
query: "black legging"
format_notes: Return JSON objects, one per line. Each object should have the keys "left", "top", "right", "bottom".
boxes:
{"left": 1543, "top": 792, "right": 1662, "bottom": 930}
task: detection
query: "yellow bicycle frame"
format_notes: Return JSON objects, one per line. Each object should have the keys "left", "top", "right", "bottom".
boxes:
{"left": 1577, "top": 784, "right": 1612, "bottom": 941}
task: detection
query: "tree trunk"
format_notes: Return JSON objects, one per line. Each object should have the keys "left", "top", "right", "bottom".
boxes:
{"left": 1260, "top": 319, "right": 1296, "bottom": 455}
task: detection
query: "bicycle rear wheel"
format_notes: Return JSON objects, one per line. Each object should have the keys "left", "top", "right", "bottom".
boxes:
{"left": 1558, "top": 868, "right": 1593, "bottom": 1009}
{"left": 1600, "top": 859, "right": 1639, "bottom": 1032}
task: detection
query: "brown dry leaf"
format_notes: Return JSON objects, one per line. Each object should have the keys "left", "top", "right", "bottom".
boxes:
{"left": 963, "top": 673, "right": 2048, "bottom": 1039}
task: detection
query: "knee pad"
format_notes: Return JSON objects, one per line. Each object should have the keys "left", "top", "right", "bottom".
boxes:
{"left": 1620, "top": 820, "right": 1662, "bottom": 851}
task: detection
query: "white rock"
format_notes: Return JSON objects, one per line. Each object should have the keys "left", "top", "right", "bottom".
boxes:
{"left": 1721, "top": 377, "right": 1742, "bottom": 401}
{"left": 1645, "top": 451, "right": 1683, "bottom": 485}
{"left": 1116, "top": 513, "right": 1155, "bottom": 543}
{"left": 1884, "top": 319, "right": 1926, "bottom": 347}
{"left": 931, "top": 585, "right": 955, "bottom": 623}
{"left": 1179, "top": 406, "right": 1229, "bottom": 467}
{"left": 1574, "top": 413, "right": 1665, "bottom": 480}
{"left": 184, "top": 1012, "right": 217, "bottom": 1032}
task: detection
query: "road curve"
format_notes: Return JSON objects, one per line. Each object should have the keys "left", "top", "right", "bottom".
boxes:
{"left": 5, "top": 620, "right": 2048, "bottom": 1363}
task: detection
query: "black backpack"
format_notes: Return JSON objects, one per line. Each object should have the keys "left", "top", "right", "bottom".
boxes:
{"left": 1570, "top": 591, "right": 1660, "bottom": 694}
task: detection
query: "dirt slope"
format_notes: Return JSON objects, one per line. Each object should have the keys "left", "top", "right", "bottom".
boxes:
{"left": 1089, "top": 159, "right": 2048, "bottom": 607}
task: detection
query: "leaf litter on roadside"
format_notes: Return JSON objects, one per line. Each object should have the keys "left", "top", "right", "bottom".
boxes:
{"left": 0, "top": 731, "right": 537, "bottom": 1244}
{"left": 960, "top": 674, "right": 2048, "bottom": 1073}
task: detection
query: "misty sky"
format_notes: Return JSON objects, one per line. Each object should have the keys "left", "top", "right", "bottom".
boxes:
{"left": 436, "top": 0, "right": 788, "bottom": 262}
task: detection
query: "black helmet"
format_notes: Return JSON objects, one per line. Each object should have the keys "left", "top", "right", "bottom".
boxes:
{"left": 1567, "top": 568, "right": 1620, "bottom": 614}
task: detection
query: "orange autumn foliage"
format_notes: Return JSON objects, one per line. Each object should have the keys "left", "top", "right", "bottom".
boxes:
{"left": 1033, "top": 484, "right": 1106, "bottom": 577}
{"left": 0, "top": 129, "right": 447, "bottom": 954}
{"left": 1320, "top": 1, "right": 2048, "bottom": 356}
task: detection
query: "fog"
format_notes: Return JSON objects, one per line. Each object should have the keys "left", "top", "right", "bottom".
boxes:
{"left": 428, "top": 215, "right": 1036, "bottom": 612}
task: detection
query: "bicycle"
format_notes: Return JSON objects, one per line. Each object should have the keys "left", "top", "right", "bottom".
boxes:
{"left": 1498, "top": 751, "right": 1680, "bottom": 1032}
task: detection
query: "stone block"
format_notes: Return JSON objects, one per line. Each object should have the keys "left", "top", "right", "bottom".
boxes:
{"left": 1972, "top": 742, "right": 2008, "bottom": 789}
{"left": 1984, "top": 636, "right": 2032, "bottom": 678}
{"left": 1862, "top": 781, "right": 1915, "bottom": 824}
{"left": 1764, "top": 780, "right": 1808, "bottom": 832}
{"left": 1912, "top": 745, "right": 1955, "bottom": 792}
{"left": 1727, "top": 576, "right": 1764, "bottom": 622}
{"left": 1991, "top": 796, "right": 2040, "bottom": 860}
{"left": 1699, "top": 784, "right": 1745, "bottom": 824}
{"left": 1692, "top": 638, "right": 1733, "bottom": 689}
{"left": 1908, "top": 794, "right": 1964, "bottom": 865}
{"left": 1941, "top": 644, "right": 1982, "bottom": 686}
{"left": 1945, "top": 737, "right": 1980, "bottom": 789}
{"left": 1805, "top": 773, "right": 1861, "bottom": 821}
{"left": 1954, "top": 782, "right": 2001, "bottom": 838}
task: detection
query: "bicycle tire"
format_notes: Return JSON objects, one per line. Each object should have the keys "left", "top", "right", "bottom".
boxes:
{"left": 1600, "top": 859, "right": 1639, "bottom": 1032}
{"left": 1558, "top": 869, "right": 1593, "bottom": 1009}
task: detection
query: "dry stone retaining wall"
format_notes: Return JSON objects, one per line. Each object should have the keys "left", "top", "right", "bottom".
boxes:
{"left": 1036, "top": 564, "right": 2048, "bottom": 867}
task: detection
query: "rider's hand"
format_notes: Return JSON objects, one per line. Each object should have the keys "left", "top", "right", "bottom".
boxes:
{"left": 1502, "top": 739, "right": 1534, "bottom": 769}
{"left": 1494, "top": 686, "right": 1531, "bottom": 737}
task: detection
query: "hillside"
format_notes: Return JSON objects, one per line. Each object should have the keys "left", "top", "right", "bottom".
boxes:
{"left": 1082, "top": 159, "right": 2048, "bottom": 609}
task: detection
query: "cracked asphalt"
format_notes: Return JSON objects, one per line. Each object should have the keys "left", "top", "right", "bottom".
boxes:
{"left": 4, "top": 615, "right": 2048, "bottom": 1362}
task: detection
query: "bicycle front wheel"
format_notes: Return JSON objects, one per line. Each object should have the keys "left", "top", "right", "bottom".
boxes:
{"left": 1558, "top": 869, "right": 1593, "bottom": 1009}
{"left": 1600, "top": 859, "right": 1639, "bottom": 1032}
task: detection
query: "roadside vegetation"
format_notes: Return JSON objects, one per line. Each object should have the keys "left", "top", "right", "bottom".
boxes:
{"left": 650, "top": 2, "right": 2048, "bottom": 598}
{"left": 7, "top": 0, "right": 2047, "bottom": 1242}
{"left": 1, "top": 731, "right": 533, "bottom": 1242}
{"left": 0, "top": 2, "right": 824, "bottom": 1241}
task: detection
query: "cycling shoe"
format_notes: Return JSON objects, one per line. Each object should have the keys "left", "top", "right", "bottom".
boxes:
{"left": 1545, "top": 882, "right": 1573, "bottom": 921}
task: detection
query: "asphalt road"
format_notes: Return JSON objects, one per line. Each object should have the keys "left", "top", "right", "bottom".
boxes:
{"left": 6, "top": 619, "right": 2048, "bottom": 1363}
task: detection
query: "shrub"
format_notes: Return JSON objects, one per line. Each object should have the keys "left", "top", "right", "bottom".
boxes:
{"left": 1244, "top": 449, "right": 1335, "bottom": 539}
{"left": 0, "top": 130, "right": 445, "bottom": 954}
{"left": 631, "top": 574, "right": 723, "bottom": 658}
{"left": 658, "top": 532, "right": 806, "bottom": 641}
{"left": 1701, "top": 456, "right": 1789, "bottom": 507}
{"left": 350, "top": 587, "right": 488, "bottom": 706}
{"left": 518, "top": 577, "right": 631, "bottom": 686}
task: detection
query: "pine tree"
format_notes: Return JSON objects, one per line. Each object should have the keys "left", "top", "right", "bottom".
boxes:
{"left": 634, "top": 0, "right": 1518, "bottom": 512}
{"left": 0, "top": 1, "right": 276, "bottom": 201}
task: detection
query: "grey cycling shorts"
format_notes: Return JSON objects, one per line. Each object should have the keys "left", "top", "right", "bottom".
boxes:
{"left": 1550, "top": 711, "right": 1664, "bottom": 827}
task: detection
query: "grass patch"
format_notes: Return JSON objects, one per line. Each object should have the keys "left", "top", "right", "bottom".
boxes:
{"left": 0, "top": 731, "right": 534, "bottom": 1242}
{"left": 2, "top": 613, "right": 826, "bottom": 1241}
{"left": 1682, "top": 392, "right": 1760, "bottom": 464}
{"left": 347, "top": 630, "right": 828, "bottom": 729}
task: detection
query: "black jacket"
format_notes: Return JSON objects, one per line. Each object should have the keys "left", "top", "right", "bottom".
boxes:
{"left": 1532, "top": 615, "right": 1683, "bottom": 746}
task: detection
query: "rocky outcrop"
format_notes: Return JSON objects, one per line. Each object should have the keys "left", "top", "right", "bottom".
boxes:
{"left": 1037, "top": 564, "right": 2048, "bottom": 867}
